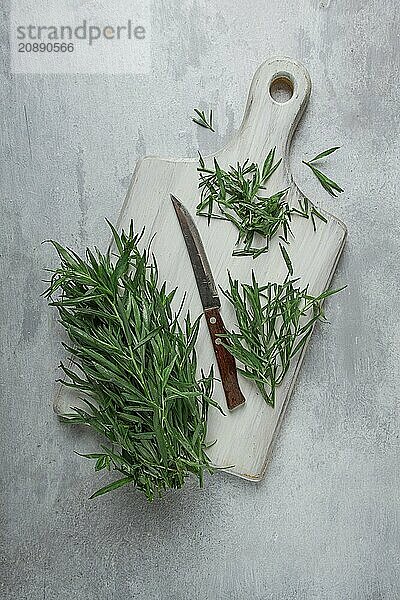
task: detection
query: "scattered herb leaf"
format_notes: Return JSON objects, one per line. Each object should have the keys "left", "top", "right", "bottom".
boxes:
{"left": 279, "top": 243, "right": 293, "bottom": 276}
{"left": 308, "top": 147, "right": 340, "bottom": 162}
{"left": 303, "top": 147, "right": 344, "bottom": 197}
{"left": 192, "top": 108, "right": 215, "bottom": 132}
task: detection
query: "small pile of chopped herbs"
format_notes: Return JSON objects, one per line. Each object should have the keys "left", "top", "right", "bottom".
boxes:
{"left": 44, "top": 221, "right": 219, "bottom": 501}
{"left": 195, "top": 149, "right": 328, "bottom": 258}
{"left": 192, "top": 108, "right": 343, "bottom": 258}
{"left": 221, "top": 272, "right": 344, "bottom": 407}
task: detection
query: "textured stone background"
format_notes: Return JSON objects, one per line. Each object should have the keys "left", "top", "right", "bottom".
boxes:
{"left": 1, "top": 1, "right": 399, "bottom": 598}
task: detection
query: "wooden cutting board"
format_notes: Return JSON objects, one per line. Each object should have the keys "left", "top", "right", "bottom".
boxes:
{"left": 55, "top": 57, "right": 346, "bottom": 481}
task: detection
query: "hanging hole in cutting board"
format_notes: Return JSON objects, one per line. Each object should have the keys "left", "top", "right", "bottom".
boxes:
{"left": 269, "top": 75, "right": 294, "bottom": 103}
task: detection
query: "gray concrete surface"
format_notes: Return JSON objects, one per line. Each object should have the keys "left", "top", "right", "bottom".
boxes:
{"left": 1, "top": 1, "right": 399, "bottom": 598}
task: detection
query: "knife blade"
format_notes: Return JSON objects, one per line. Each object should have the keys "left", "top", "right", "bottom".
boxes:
{"left": 171, "top": 194, "right": 245, "bottom": 411}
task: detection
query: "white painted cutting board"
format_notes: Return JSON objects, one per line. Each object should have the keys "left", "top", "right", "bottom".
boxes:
{"left": 55, "top": 57, "right": 346, "bottom": 481}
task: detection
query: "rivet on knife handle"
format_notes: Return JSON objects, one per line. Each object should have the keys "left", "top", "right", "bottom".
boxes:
{"left": 204, "top": 307, "right": 246, "bottom": 410}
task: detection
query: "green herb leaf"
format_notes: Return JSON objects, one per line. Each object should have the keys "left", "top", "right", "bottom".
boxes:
{"left": 309, "top": 147, "right": 340, "bottom": 162}
{"left": 89, "top": 476, "right": 134, "bottom": 499}
{"left": 303, "top": 147, "right": 343, "bottom": 197}
{"left": 192, "top": 108, "right": 215, "bottom": 132}
{"left": 279, "top": 243, "right": 293, "bottom": 276}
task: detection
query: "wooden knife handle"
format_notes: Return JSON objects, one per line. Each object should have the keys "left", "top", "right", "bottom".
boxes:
{"left": 204, "top": 307, "right": 246, "bottom": 410}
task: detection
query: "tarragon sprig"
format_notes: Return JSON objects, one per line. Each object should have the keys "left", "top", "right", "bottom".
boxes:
{"left": 221, "top": 272, "right": 344, "bottom": 406}
{"left": 44, "top": 221, "right": 219, "bottom": 501}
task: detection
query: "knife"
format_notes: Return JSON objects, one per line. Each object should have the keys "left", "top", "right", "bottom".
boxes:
{"left": 171, "top": 194, "right": 246, "bottom": 411}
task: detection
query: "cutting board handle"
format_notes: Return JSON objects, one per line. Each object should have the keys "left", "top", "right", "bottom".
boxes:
{"left": 217, "top": 57, "right": 311, "bottom": 183}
